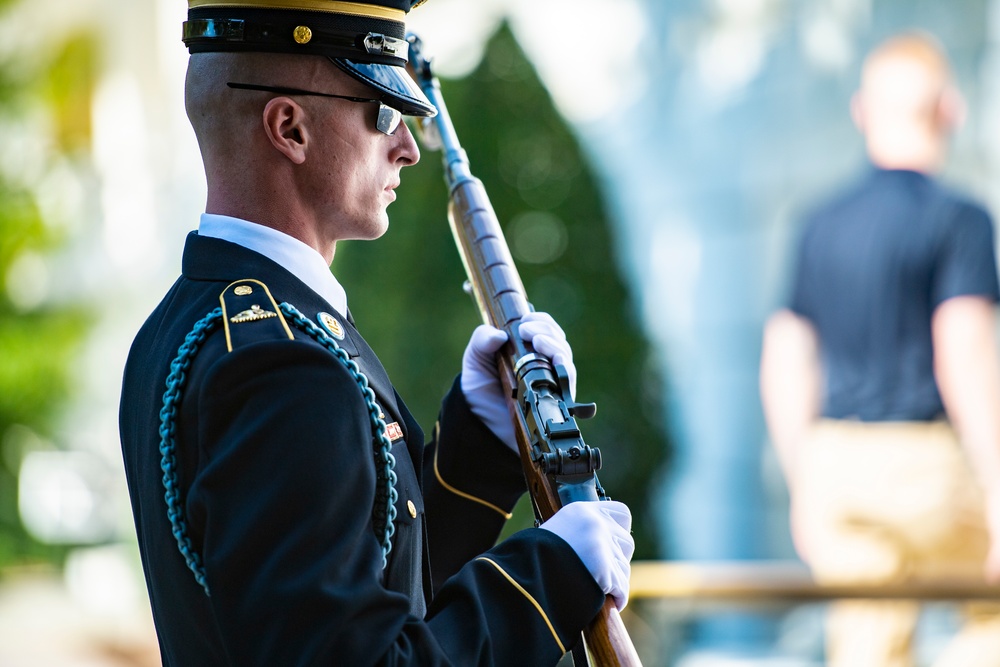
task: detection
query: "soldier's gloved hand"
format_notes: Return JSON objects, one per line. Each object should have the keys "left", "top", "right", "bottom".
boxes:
{"left": 541, "top": 500, "right": 634, "bottom": 611}
{"left": 461, "top": 312, "right": 577, "bottom": 452}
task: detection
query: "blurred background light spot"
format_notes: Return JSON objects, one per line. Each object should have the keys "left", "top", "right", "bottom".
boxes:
{"left": 5, "top": 251, "right": 49, "bottom": 311}
{"left": 696, "top": 23, "right": 768, "bottom": 103}
{"left": 64, "top": 545, "right": 143, "bottom": 616}
{"left": 92, "top": 72, "right": 159, "bottom": 273}
{"left": 409, "top": 0, "right": 648, "bottom": 123}
{"left": 0, "top": 116, "right": 49, "bottom": 189}
{"left": 510, "top": 0, "right": 648, "bottom": 123}
{"left": 19, "top": 451, "right": 117, "bottom": 545}
{"left": 499, "top": 136, "right": 550, "bottom": 190}
{"left": 714, "top": 0, "right": 775, "bottom": 22}
{"left": 800, "top": 11, "right": 855, "bottom": 73}
{"left": 646, "top": 224, "right": 702, "bottom": 342}
{"left": 510, "top": 211, "right": 569, "bottom": 264}
{"left": 406, "top": 0, "right": 507, "bottom": 77}
{"left": 35, "top": 159, "right": 86, "bottom": 234}
{"left": 530, "top": 273, "right": 583, "bottom": 325}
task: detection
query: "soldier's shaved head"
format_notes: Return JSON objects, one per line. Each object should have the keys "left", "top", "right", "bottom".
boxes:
{"left": 184, "top": 52, "right": 365, "bottom": 228}
{"left": 186, "top": 53, "right": 258, "bottom": 166}
{"left": 185, "top": 53, "right": 348, "bottom": 165}
{"left": 182, "top": 51, "right": 414, "bottom": 256}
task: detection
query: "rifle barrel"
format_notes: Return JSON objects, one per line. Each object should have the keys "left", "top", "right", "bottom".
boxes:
{"left": 406, "top": 33, "right": 642, "bottom": 667}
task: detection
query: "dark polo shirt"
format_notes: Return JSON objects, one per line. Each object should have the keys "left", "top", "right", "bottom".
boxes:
{"left": 790, "top": 168, "right": 1000, "bottom": 422}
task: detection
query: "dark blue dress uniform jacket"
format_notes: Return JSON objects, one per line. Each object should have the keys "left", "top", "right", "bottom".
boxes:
{"left": 119, "top": 232, "right": 604, "bottom": 666}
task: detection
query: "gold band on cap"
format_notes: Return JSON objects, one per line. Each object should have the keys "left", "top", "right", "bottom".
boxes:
{"left": 188, "top": 0, "right": 406, "bottom": 21}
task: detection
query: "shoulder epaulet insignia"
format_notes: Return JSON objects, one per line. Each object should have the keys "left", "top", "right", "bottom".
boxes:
{"left": 219, "top": 279, "right": 294, "bottom": 352}
{"left": 230, "top": 304, "right": 277, "bottom": 323}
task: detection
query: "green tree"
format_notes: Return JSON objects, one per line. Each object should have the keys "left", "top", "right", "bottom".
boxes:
{"left": 334, "top": 24, "right": 668, "bottom": 557}
{"left": 0, "top": 18, "right": 97, "bottom": 567}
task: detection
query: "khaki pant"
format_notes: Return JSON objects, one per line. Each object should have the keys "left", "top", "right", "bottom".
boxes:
{"left": 795, "top": 420, "right": 1000, "bottom": 667}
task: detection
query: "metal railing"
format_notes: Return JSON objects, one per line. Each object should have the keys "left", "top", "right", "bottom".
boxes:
{"left": 630, "top": 560, "right": 1000, "bottom": 602}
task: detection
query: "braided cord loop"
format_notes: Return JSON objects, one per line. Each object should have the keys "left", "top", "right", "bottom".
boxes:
{"left": 159, "top": 307, "right": 223, "bottom": 595}
{"left": 159, "top": 303, "right": 399, "bottom": 596}
{"left": 279, "top": 303, "right": 398, "bottom": 568}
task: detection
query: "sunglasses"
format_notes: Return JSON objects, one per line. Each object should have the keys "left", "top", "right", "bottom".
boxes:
{"left": 226, "top": 82, "right": 403, "bottom": 136}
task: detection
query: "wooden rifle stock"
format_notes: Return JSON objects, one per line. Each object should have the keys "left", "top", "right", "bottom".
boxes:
{"left": 406, "top": 35, "right": 642, "bottom": 667}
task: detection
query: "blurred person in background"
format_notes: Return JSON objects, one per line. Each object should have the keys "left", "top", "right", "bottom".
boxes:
{"left": 760, "top": 31, "right": 1000, "bottom": 667}
{"left": 117, "top": 0, "right": 633, "bottom": 665}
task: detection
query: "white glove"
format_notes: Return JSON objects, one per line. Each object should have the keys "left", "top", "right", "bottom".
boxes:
{"left": 540, "top": 500, "right": 634, "bottom": 611}
{"left": 461, "top": 312, "right": 577, "bottom": 452}
{"left": 516, "top": 312, "right": 576, "bottom": 398}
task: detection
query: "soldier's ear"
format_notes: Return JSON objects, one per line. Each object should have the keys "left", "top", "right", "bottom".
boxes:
{"left": 262, "top": 96, "right": 308, "bottom": 165}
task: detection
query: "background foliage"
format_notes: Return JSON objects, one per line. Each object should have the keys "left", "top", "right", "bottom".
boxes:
{"left": 0, "top": 21, "right": 96, "bottom": 567}
{"left": 335, "top": 24, "right": 669, "bottom": 557}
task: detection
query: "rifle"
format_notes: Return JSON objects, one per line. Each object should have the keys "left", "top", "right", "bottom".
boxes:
{"left": 405, "top": 34, "right": 642, "bottom": 667}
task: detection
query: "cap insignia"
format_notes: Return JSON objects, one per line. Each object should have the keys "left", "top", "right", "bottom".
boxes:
{"left": 317, "top": 311, "right": 346, "bottom": 340}
{"left": 234, "top": 285, "right": 253, "bottom": 296}
{"left": 230, "top": 304, "right": 277, "bottom": 323}
{"left": 293, "top": 25, "right": 313, "bottom": 44}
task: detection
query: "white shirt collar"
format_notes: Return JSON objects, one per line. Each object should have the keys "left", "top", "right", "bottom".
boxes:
{"left": 198, "top": 213, "right": 348, "bottom": 316}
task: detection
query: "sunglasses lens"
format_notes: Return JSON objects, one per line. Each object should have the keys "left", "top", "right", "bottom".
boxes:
{"left": 376, "top": 104, "right": 402, "bottom": 135}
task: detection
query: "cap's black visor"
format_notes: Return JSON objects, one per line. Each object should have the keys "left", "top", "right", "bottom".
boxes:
{"left": 330, "top": 57, "right": 436, "bottom": 117}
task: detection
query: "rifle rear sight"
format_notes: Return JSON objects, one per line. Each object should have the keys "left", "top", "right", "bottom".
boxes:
{"left": 538, "top": 444, "right": 603, "bottom": 477}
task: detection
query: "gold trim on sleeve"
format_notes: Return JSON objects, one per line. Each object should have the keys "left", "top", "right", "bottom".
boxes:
{"left": 432, "top": 423, "right": 513, "bottom": 519}
{"left": 188, "top": 0, "right": 406, "bottom": 21}
{"left": 475, "top": 557, "right": 566, "bottom": 654}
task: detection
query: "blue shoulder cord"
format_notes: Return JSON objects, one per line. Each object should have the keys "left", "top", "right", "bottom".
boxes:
{"left": 158, "top": 302, "right": 398, "bottom": 596}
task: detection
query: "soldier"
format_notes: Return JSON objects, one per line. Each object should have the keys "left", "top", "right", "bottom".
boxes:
{"left": 118, "top": 1, "right": 633, "bottom": 665}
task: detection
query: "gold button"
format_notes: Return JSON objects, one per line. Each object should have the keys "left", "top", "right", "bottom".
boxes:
{"left": 293, "top": 25, "right": 312, "bottom": 44}
{"left": 407, "top": 500, "right": 417, "bottom": 518}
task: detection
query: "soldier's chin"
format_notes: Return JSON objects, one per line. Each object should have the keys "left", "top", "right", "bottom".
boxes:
{"left": 376, "top": 211, "right": 391, "bottom": 238}
{"left": 357, "top": 213, "right": 390, "bottom": 241}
